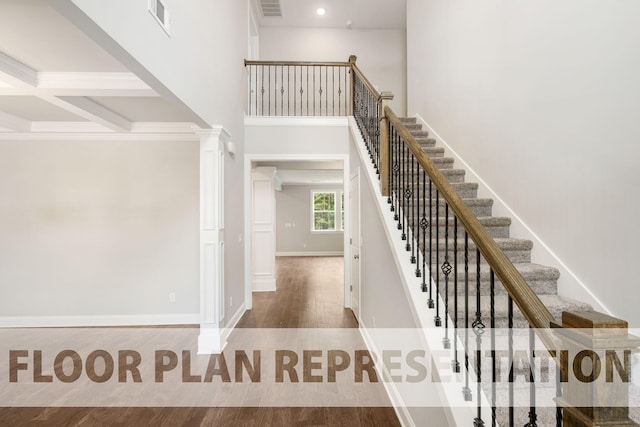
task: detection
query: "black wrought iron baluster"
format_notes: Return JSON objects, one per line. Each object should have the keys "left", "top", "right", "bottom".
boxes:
{"left": 248, "top": 65, "right": 252, "bottom": 116}
{"left": 306, "top": 65, "right": 309, "bottom": 115}
{"left": 508, "top": 296, "right": 514, "bottom": 426}
{"left": 401, "top": 139, "right": 407, "bottom": 240}
{"left": 473, "top": 249, "right": 485, "bottom": 427}
{"left": 556, "top": 352, "right": 563, "bottom": 427}
{"left": 332, "top": 66, "right": 335, "bottom": 116}
{"left": 313, "top": 65, "right": 316, "bottom": 116}
{"left": 280, "top": 66, "right": 284, "bottom": 116}
{"left": 261, "top": 65, "right": 265, "bottom": 116}
{"left": 415, "top": 157, "right": 421, "bottom": 278}
{"left": 318, "top": 66, "right": 322, "bottom": 116}
{"left": 268, "top": 65, "right": 272, "bottom": 116}
{"left": 463, "top": 231, "right": 472, "bottom": 401}
{"left": 428, "top": 180, "right": 434, "bottom": 308}
{"left": 452, "top": 216, "right": 460, "bottom": 372}
{"left": 420, "top": 169, "right": 428, "bottom": 292}
{"left": 490, "top": 269, "right": 496, "bottom": 427}
{"left": 442, "top": 204, "right": 451, "bottom": 347}
{"left": 325, "top": 64, "right": 328, "bottom": 116}
{"left": 391, "top": 126, "right": 397, "bottom": 217}
{"left": 434, "top": 189, "right": 441, "bottom": 327}
{"left": 287, "top": 65, "right": 290, "bottom": 116}
{"left": 409, "top": 155, "right": 416, "bottom": 262}
{"left": 526, "top": 327, "right": 538, "bottom": 427}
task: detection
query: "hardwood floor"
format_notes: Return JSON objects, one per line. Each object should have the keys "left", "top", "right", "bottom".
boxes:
{"left": 0, "top": 257, "right": 400, "bottom": 427}
{"left": 238, "top": 256, "right": 357, "bottom": 328}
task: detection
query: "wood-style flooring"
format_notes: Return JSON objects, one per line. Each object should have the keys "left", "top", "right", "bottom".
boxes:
{"left": 238, "top": 256, "right": 357, "bottom": 328}
{"left": 0, "top": 257, "right": 400, "bottom": 427}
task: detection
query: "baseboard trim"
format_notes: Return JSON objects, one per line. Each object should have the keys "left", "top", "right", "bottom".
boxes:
{"left": 275, "top": 251, "right": 344, "bottom": 257}
{"left": 358, "top": 326, "right": 416, "bottom": 427}
{"left": 252, "top": 278, "right": 276, "bottom": 292}
{"left": 415, "top": 113, "right": 610, "bottom": 315}
{"left": 221, "top": 303, "right": 246, "bottom": 344}
{"left": 0, "top": 313, "right": 200, "bottom": 328}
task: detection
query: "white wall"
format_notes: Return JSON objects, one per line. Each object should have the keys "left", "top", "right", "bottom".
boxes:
{"left": 407, "top": 0, "right": 640, "bottom": 327}
{"left": 56, "top": 0, "right": 250, "bottom": 325}
{"left": 276, "top": 185, "right": 344, "bottom": 255}
{"left": 259, "top": 27, "right": 407, "bottom": 116}
{"left": 0, "top": 139, "right": 199, "bottom": 321}
{"left": 245, "top": 118, "right": 350, "bottom": 156}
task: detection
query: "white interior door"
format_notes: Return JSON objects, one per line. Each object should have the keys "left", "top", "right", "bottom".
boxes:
{"left": 349, "top": 170, "right": 361, "bottom": 322}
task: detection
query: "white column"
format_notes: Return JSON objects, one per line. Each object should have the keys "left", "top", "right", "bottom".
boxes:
{"left": 251, "top": 167, "right": 277, "bottom": 292}
{"left": 197, "top": 127, "right": 228, "bottom": 354}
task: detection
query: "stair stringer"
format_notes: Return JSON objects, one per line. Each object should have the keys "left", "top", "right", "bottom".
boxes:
{"left": 350, "top": 117, "right": 491, "bottom": 427}
{"left": 414, "top": 113, "right": 609, "bottom": 315}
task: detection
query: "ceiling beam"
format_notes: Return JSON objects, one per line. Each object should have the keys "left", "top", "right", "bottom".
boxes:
{"left": 0, "top": 110, "right": 32, "bottom": 133}
{"left": 37, "top": 72, "right": 157, "bottom": 97}
{"left": 0, "top": 51, "right": 38, "bottom": 89}
{"left": 46, "top": 96, "right": 132, "bottom": 132}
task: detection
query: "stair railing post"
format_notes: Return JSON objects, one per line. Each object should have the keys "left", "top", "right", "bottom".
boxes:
{"left": 348, "top": 55, "right": 357, "bottom": 116}
{"left": 379, "top": 92, "right": 394, "bottom": 197}
{"left": 554, "top": 310, "right": 640, "bottom": 427}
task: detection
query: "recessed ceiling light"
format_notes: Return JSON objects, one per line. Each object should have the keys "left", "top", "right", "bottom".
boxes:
{"left": 316, "top": 7, "right": 326, "bottom": 16}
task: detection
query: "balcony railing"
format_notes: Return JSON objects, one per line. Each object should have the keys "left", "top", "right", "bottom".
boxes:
{"left": 244, "top": 56, "right": 639, "bottom": 427}
{"left": 244, "top": 60, "right": 352, "bottom": 117}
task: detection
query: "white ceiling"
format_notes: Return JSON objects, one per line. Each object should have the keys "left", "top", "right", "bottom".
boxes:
{"left": 255, "top": 0, "right": 406, "bottom": 30}
{"left": 0, "top": 0, "right": 404, "bottom": 135}
{"left": 0, "top": 0, "right": 197, "bottom": 135}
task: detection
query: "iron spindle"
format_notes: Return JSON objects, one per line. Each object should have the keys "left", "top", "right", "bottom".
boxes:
{"left": 508, "top": 296, "right": 514, "bottom": 427}
{"left": 463, "top": 231, "right": 472, "bottom": 401}
{"left": 428, "top": 180, "right": 434, "bottom": 308}
{"left": 434, "top": 188, "right": 441, "bottom": 327}
{"left": 526, "top": 327, "right": 538, "bottom": 427}
{"left": 261, "top": 65, "right": 265, "bottom": 115}
{"left": 415, "top": 156, "right": 421, "bottom": 278}
{"left": 420, "top": 169, "right": 428, "bottom": 292}
{"left": 556, "top": 353, "right": 563, "bottom": 427}
{"left": 473, "top": 248, "right": 485, "bottom": 427}
{"left": 452, "top": 216, "right": 460, "bottom": 372}
{"left": 410, "top": 155, "right": 416, "bottom": 264}
{"left": 490, "top": 269, "right": 496, "bottom": 427}
{"left": 442, "top": 204, "right": 451, "bottom": 347}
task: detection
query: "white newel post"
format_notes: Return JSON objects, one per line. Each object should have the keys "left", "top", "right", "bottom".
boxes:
{"left": 197, "top": 128, "right": 228, "bottom": 354}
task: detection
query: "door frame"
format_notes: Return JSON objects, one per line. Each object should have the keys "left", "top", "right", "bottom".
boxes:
{"left": 243, "top": 154, "right": 351, "bottom": 310}
{"left": 349, "top": 168, "right": 361, "bottom": 322}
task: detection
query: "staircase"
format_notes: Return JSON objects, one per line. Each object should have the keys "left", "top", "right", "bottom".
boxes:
{"left": 398, "top": 117, "right": 593, "bottom": 426}
{"left": 398, "top": 116, "right": 592, "bottom": 329}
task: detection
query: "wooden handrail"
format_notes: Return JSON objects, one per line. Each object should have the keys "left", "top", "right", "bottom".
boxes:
{"left": 385, "top": 106, "right": 556, "bottom": 336}
{"left": 351, "top": 63, "right": 382, "bottom": 102}
{"left": 244, "top": 60, "right": 351, "bottom": 67}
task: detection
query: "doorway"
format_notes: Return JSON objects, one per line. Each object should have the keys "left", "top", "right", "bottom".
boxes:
{"left": 244, "top": 155, "right": 351, "bottom": 311}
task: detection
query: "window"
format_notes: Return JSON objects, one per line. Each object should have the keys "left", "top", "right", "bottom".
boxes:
{"left": 311, "top": 190, "right": 344, "bottom": 232}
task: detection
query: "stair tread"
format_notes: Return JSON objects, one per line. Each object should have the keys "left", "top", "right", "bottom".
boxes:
{"left": 434, "top": 237, "right": 533, "bottom": 250}
{"left": 437, "top": 263, "right": 560, "bottom": 280}
{"left": 453, "top": 294, "right": 592, "bottom": 320}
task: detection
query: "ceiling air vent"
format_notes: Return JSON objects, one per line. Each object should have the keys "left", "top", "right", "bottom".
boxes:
{"left": 260, "top": 0, "right": 282, "bottom": 17}
{"left": 148, "top": 0, "right": 171, "bottom": 35}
